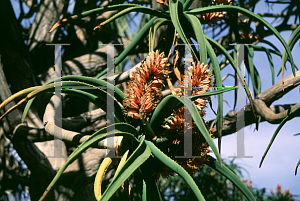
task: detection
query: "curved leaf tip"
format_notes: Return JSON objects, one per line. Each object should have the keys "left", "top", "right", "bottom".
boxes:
{"left": 295, "top": 159, "right": 300, "bottom": 175}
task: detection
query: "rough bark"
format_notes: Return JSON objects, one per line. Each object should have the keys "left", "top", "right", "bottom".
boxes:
{"left": 0, "top": 1, "right": 107, "bottom": 200}
{"left": 40, "top": 46, "right": 117, "bottom": 84}
{"left": 26, "top": 0, "right": 70, "bottom": 81}
{"left": 0, "top": 1, "right": 57, "bottom": 199}
{"left": 0, "top": 58, "right": 56, "bottom": 200}
{"left": 0, "top": 0, "right": 37, "bottom": 92}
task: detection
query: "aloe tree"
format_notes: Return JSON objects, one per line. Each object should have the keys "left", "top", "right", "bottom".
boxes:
{"left": 0, "top": 0, "right": 300, "bottom": 200}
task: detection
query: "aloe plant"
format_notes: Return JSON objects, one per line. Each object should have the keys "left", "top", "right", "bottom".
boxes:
{"left": 0, "top": 46, "right": 254, "bottom": 201}
{"left": 1, "top": 0, "right": 299, "bottom": 200}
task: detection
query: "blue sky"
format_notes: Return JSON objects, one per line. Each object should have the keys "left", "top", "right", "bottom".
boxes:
{"left": 10, "top": 0, "right": 300, "bottom": 199}
{"left": 205, "top": 1, "right": 300, "bottom": 197}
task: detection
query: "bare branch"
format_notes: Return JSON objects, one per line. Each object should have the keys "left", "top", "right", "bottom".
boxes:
{"left": 100, "top": 62, "right": 141, "bottom": 85}
{"left": 254, "top": 100, "right": 300, "bottom": 124}
{"left": 13, "top": 124, "right": 53, "bottom": 142}
{"left": 62, "top": 108, "right": 106, "bottom": 131}
{"left": 208, "top": 71, "right": 300, "bottom": 137}
{"left": 256, "top": 71, "right": 300, "bottom": 104}
{"left": 40, "top": 39, "right": 132, "bottom": 84}
{"left": 256, "top": 12, "right": 290, "bottom": 18}
{"left": 14, "top": 108, "right": 108, "bottom": 142}
{"left": 43, "top": 95, "right": 121, "bottom": 148}
{"left": 207, "top": 103, "right": 300, "bottom": 137}
{"left": 40, "top": 46, "right": 111, "bottom": 84}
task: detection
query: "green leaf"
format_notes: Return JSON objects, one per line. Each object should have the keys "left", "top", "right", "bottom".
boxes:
{"left": 39, "top": 123, "right": 139, "bottom": 201}
{"left": 205, "top": 38, "right": 223, "bottom": 158}
{"left": 100, "top": 136, "right": 151, "bottom": 201}
{"left": 245, "top": 45, "right": 260, "bottom": 97}
{"left": 21, "top": 77, "right": 74, "bottom": 123}
{"left": 150, "top": 95, "right": 182, "bottom": 135}
{"left": 142, "top": 180, "right": 147, "bottom": 201}
{"left": 184, "top": 13, "right": 207, "bottom": 64}
{"left": 69, "top": 4, "right": 137, "bottom": 20}
{"left": 187, "top": 97, "right": 222, "bottom": 164}
{"left": 205, "top": 36, "right": 256, "bottom": 115}
{"left": 0, "top": 86, "right": 40, "bottom": 112}
{"left": 145, "top": 140, "right": 206, "bottom": 201}
{"left": 247, "top": 45, "right": 296, "bottom": 76}
{"left": 253, "top": 64, "right": 261, "bottom": 95}
{"left": 100, "top": 6, "right": 169, "bottom": 27}
{"left": 206, "top": 155, "right": 256, "bottom": 201}
{"left": 114, "top": 150, "right": 129, "bottom": 177}
{"left": 295, "top": 159, "right": 300, "bottom": 175}
{"left": 149, "top": 18, "right": 170, "bottom": 52}
{"left": 279, "top": 24, "right": 300, "bottom": 77}
{"left": 21, "top": 98, "right": 35, "bottom": 123}
{"left": 49, "top": 4, "right": 142, "bottom": 32}
{"left": 21, "top": 80, "right": 126, "bottom": 123}
{"left": 96, "top": 17, "right": 158, "bottom": 79}
{"left": 60, "top": 75, "right": 126, "bottom": 103}
{"left": 150, "top": 94, "right": 222, "bottom": 165}
{"left": 169, "top": 0, "right": 195, "bottom": 58}
{"left": 183, "top": 0, "right": 194, "bottom": 11}
{"left": 260, "top": 40, "right": 281, "bottom": 54}
{"left": 187, "top": 5, "right": 296, "bottom": 77}
{"left": 139, "top": 111, "right": 157, "bottom": 141}
{"left": 142, "top": 175, "right": 163, "bottom": 201}
{"left": 264, "top": 48, "right": 275, "bottom": 85}
{"left": 60, "top": 88, "right": 122, "bottom": 123}
{"left": 181, "top": 87, "right": 234, "bottom": 101}
{"left": 21, "top": 81, "right": 116, "bottom": 120}
{"left": 259, "top": 103, "right": 300, "bottom": 168}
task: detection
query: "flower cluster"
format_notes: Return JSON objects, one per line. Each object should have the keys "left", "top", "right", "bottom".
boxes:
{"left": 123, "top": 50, "right": 169, "bottom": 120}
{"left": 202, "top": 0, "right": 232, "bottom": 26}
{"left": 159, "top": 62, "right": 213, "bottom": 176}
{"left": 123, "top": 51, "right": 213, "bottom": 177}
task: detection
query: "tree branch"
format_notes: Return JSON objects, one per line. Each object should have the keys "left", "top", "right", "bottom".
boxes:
{"left": 207, "top": 103, "right": 300, "bottom": 137}
{"left": 40, "top": 46, "right": 110, "bottom": 84}
{"left": 256, "top": 12, "right": 291, "bottom": 18}
{"left": 100, "top": 62, "right": 141, "bottom": 85}
{"left": 43, "top": 95, "right": 121, "bottom": 149}
{"left": 256, "top": 71, "right": 300, "bottom": 104}
{"left": 14, "top": 108, "right": 108, "bottom": 142}
{"left": 40, "top": 39, "right": 133, "bottom": 84}
{"left": 207, "top": 71, "right": 300, "bottom": 137}
{"left": 0, "top": 48, "right": 56, "bottom": 201}
{"left": 27, "top": 0, "right": 64, "bottom": 51}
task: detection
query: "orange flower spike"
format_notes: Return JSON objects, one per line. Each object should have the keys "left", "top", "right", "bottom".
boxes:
{"left": 192, "top": 63, "right": 212, "bottom": 89}
{"left": 129, "top": 99, "right": 140, "bottom": 109}
{"left": 158, "top": 61, "right": 213, "bottom": 175}
{"left": 127, "top": 110, "right": 141, "bottom": 119}
{"left": 276, "top": 183, "right": 282, "bottom": 194}
{"left": 141, "top": 96, "right": 153, "bottom": 111}
{"left": 249, "top": 180, "right": 253, "bottom": 188}
{"left": 123, "top": 50, "right": 169, "bottom": 120}
{"left": 283, "top": 188, "right": 290, "bottom": 197}
{"left": 203, "top": 0, "right": 232, "bottom": 26}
